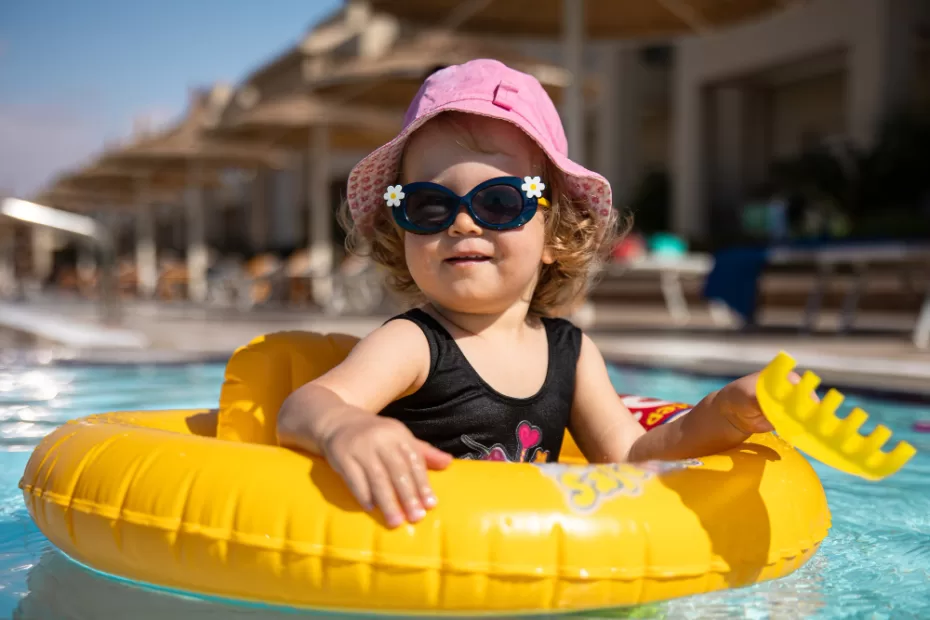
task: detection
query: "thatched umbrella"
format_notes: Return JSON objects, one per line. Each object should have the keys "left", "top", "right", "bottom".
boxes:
{"left": 33, "top": 185, "right": 179, "bottom": 212}
{"left": 25, "top": 184, "right": 174, "bottom": 306}
{"left": 209, "top": 84, "right": 405, "bottom": 307}
{"left": 306, "top": 29, "right": 589, "bottom": 109}
{"left": 45, "top": 163, "right": 226, "bottom": 298}
{"left": 211, "top": 91, "right": 401, "bottom": 151}
{"left": 55, "top": 163, "right": 221, "bottom": 195}
{"left": 101, "top": 89, "right": 289, "bottom": 170}
{"left": 367, "top": 0, "right": 801, "bottom": 37}
{"left": 365, "top": 0, "right": 806, "bottom": 159}
{"left": 99, "top": 88, "right": 290, "bottom": 302}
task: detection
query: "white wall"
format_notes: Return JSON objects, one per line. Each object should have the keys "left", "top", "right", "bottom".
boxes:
{"left": 671, "top": 0, "right": 923, "bottom": 241}
{"left": 769, "top": 72, "right": 846, "bottom": 159}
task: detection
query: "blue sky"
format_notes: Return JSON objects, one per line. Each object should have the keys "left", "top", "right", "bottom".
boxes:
{"left": 0, "top": 0, "right": 341, "bottom": 196}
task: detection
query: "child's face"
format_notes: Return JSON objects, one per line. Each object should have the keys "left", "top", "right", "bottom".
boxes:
{"left": 400, "top": 115, "right": 554, "bottom": 315}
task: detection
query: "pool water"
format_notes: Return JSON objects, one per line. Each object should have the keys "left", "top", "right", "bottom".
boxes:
{"left": 0, "top": 360, "right": 928, "bottom": 619}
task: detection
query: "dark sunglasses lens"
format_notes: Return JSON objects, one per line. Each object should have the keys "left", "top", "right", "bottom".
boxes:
{"left": 404, "top": 189, "right": 458, "bottom": 229}
{"left": 472, "top": 185, "right": 525, "bottom": 226}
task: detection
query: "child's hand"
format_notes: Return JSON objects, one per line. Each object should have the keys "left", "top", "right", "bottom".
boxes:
{"left": 717, "top": 369, "right": 811, "bottom": 435}
{"left": 320, "top": 411, "right": 453, "bottom": 528}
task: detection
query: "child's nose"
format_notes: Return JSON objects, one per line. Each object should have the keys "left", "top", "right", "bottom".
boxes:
{"left": 447, "top": 206, "right": 482, "bottom": 236}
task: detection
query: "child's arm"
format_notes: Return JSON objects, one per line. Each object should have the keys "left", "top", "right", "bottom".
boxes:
{"left": 277, "top": 319, "right": 452, "bottom": 528}
{"left": 569, "top": 335, "right": 774, "bottom": 463}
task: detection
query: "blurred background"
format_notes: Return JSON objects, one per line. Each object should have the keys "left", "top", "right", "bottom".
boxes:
{"left": 3, "top": 5, "right": 930, "bottom": 617}
{"left": 1, "top": 0, "right": 929, "bottom": 370}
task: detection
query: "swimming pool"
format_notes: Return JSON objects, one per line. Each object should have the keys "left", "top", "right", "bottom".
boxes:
{"left": 1, "top": 359, "right": 927, "bottom": 619}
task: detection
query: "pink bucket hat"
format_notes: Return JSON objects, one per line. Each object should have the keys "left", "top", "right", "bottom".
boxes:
{"left": 346, "top": 58, "right": 612, "bottom": 224}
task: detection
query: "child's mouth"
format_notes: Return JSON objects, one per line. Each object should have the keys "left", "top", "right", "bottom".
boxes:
{"left": 444, "top": 255, "right": 491, "bottom": 265}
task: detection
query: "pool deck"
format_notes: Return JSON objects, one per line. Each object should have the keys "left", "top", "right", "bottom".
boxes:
{"left": 2, "top": 298, "right": 929, "bottom": 397}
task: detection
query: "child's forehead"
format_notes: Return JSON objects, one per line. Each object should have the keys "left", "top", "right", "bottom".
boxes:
{"left": 401, "top": 113, "right": 546, "bottom": 179}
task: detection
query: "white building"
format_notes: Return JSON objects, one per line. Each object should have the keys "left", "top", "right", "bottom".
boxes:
{"left": 594, "top": 0, "right": 930, "bottom": 243}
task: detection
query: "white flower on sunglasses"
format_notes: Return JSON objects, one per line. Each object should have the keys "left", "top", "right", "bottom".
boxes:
{"left": 384, "top": 185, "right": 405, "bottom": 208}
{"left": 521, "top": 176, "right": 545, "bottom": 199}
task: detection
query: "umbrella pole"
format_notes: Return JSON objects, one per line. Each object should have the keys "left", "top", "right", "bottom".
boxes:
{"left": 31, "top": 227, "right": 55, "bottom": 287}
{"left": 563, "top": 0, "right": 586, "bottom": 162}
{"left": 186, "top": 163, "right": 208, "bottom": 304}
{"left": 251, "top": 169, "right": 268, "bottom": 251}
{"left": 308, "top": 125, "right": 333, "bottom": 309}
{"left": 77, "top": 228, "right": 96, "bottom": 285}
{"left": 135, "top": 205, "right": 157, "bottom": 300}
{"left": 95, "top": 209, "right": 120, "bottom": 325}
{"left": 0, "top": 227, "right": 14, "bottom": 298}
{"left": 134, "top": 176, "right": 158, "bottom": 299}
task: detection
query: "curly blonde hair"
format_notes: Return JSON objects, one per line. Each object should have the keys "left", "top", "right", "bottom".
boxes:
{"left": 338, "top": 116, "right": 630, "bottom": 317}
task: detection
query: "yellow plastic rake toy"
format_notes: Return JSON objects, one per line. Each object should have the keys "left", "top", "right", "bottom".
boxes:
{"left": 756, "top": 352, "right": 917, "bottom": 480}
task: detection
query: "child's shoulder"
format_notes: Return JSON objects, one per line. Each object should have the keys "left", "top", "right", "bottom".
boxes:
{"left": 541, "top": 314, "right": 581, "bottom": 328}
{"left": 537, "top": 315, "right": 601, "bottom": 372}
{"left": 344, "top": 310, "right": 432, "bottom": 362}
{"left": 367, "top": 310, "right": 431, "bottom": 345}
{"left": 540, "top": 314, "right": 584, "bottom": 339}
{"left": 341, "top": 312, "right": 432, "bottom": 384}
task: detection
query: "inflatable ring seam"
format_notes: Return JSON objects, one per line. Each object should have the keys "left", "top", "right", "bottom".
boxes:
{"left": 28, "top": 424, "right": 83, "bottom": 487}
{"left": 21, "top": 480, "right": 825, "bottom": 579}
{"left": 62, "top": 433, "right": 125, "bottom": 536}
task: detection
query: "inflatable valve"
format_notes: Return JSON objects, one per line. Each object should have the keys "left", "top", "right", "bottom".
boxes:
{"left": 756, "top": 351, "right": 917, "bottom": 480}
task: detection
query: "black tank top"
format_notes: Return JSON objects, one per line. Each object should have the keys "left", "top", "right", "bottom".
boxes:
{"left": 379, "top": 308, "right": 582, "bottom": 463}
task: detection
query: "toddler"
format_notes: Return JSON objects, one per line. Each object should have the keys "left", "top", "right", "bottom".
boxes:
{"left": 278, "top": 59, "right": 776, "bottom": 528}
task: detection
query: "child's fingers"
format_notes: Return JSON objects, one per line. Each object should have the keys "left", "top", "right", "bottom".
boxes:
{"left": 364, "top": 458, "right": 405, "bottom": 529}
{"left": 335, "top": 456, "right": 373, "bottom": 511}
{"left": 418, "top": 440, "right": 453, "bottom": 470}
{"left": 404, "top": 442, "right": 438, "bottom": 509}
{"left": 379, "top": 445, "right": 426, "bottom": 523}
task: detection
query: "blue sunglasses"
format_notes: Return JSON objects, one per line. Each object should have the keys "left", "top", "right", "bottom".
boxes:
{"left": 384, "top": 176, "right": 550, "bottom": 235}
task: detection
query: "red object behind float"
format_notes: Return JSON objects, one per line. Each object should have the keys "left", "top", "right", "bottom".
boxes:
{"left": 620, "top": 394, "right": 693, "bottom": 431}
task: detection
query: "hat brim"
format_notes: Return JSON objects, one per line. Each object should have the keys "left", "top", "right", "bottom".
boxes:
{"left": 346, "top": 99, "right": 612, "bottom": 224}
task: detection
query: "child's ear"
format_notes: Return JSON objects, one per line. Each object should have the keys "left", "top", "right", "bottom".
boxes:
{"left": 541, "top": 244, "right": 555, "bottom": 265}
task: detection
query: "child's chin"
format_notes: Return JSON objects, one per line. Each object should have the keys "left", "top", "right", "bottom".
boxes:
{"left": 435, "top": 287, "right": 521, "bottom": 314}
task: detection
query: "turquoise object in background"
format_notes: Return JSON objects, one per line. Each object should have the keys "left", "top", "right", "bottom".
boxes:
{"left": 649, "top": 232, "right": 688, "bottom": 257}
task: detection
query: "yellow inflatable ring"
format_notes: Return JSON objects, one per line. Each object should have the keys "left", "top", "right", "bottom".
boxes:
{"left": 20, "top": 332, "right": 831, "bottom": 615}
